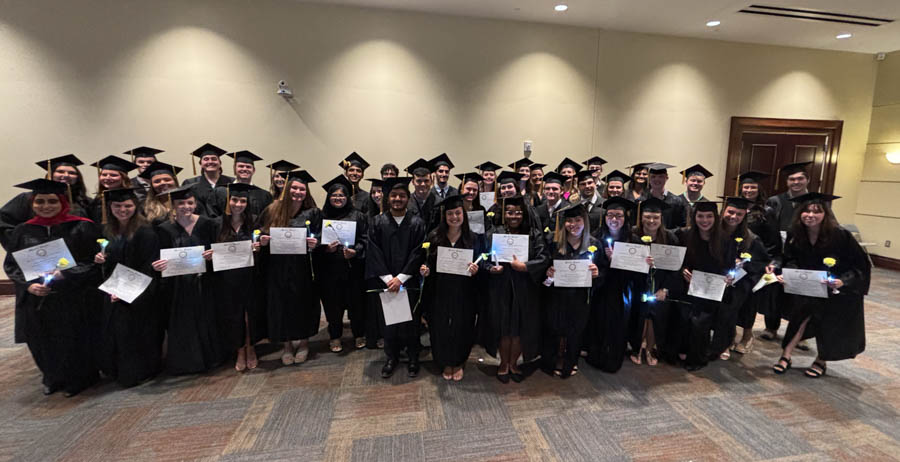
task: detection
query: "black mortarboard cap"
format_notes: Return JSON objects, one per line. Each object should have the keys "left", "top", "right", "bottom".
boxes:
{"left": 322, "top": 174, "right": 354, "bottom": 193}
{"left": 288, "top": 170, "right": 317, "bottom": 184}
{"left": 430, "top": 153, "right": 454, "bottom": 169}
{"left": 36, "top": 154, "right": 83, "bottom": 171}
{"left": 496, "top": 171, "right": 520, "bottom": 184}
{"left": 575, "top": 170, "right": 596, "bottom": 182}
{"left": 694, "top": 201, "right": 720, "bottom": 213}
{"left": 340, "top": 152, "right": 370, "bottom": 170}
{"left": 559, "top": 201, "right": 589, "bottom": 218}
{"left": 138, "top": 161, "right": 182, "bottom": 180}
{"left": 501, "top": 195, "right": 527, "bottom": 208}
{"left": 437, "top": 193, "right": 465, "bottom": 211}
{"left": 191, "top": 143, "right": 227, "bottom": 158}
{"left": 474, "top": 161, "right": 502, "bottom": 172}
{"left": 737, "top": 170, "right": 769, "bottom": 184}
{"left": 455, "top": 172, "right": 484, "bottom": 184}
{"left": 602, "top": 196, "right": 636, "bottom": 211}
{"left": 556, "top": 157, "right": 583, "bottom": 174}
{"left": 787, "top": 192, "right": 840, "bottom": 204}
{"left": 165, "top": 185, "right": 196, "bottom": 201}
{"left": 602, "top": 169, "right": 632, "bottom": 185}
{"left": 583, "top": 156, "right": 607, "bottom": 166}
{"left": 645, "top": 162, "right": 675, "bottom": 175}
{"left": 15, "top": 178, "right": 68, "bottom": 195}
{"left": 508, "top": 157, "right": 533, "bottom": 170}
{"left": 383, "top": 176, "right": 413, "bottom": 192}
{"left": 105, "top": 186, "right": 147, "bottom": 203}
{"left": 125, "top": 146, "right": 164, "bottom": 159}
{"left": 267, "top": 160, "right": 300, "bottom": 172}
{"left": 91, "top": 155, "right": 139, "bottom": 173}
{"left": 405, "top": 158, "right": 433, "bottom": 174}
{"left": 778, "top": 161, "right": 812, "bottom": 177}
{"left": 226, "top": 183, "right": 261, "bottom": 197}
{"left": 680, "top": 164, "right": 713, "bottom": 179}
{"left": 528, "top": 163, "right": 547, "bottom": 171}
{"left": 366, "top": 178, "right": 385, "bottom": 188}
{"left": 720, "top": 196, "right": 753, "bottom": 209}
{"left": 639, "top": 197, "right": 670, "bottom": 213}
{"left": 542, "top": 172, "right": 566, "bottom": 185}
{"left": 227, "top": 150, "right": 263, "bottom": 164}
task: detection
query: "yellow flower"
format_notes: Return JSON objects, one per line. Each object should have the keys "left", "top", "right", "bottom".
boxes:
{"left": 421, "top": 242, "right": 431, "bottom": 249}
{"left": 823, "top": 257, "right": 837, "bottom": 267}
{"left": 305, "top": 220, "right": 311, "bottom": 226}
{"left": 763, "top": 273, "right": 776, "bottom": 282}
{"left": 740, "top": 252, "right": 752, "bottom": 260}
{"left": 325, "top": 220, "right": 332, "bottom": 227}
{"left": 641, "top": 235, "right": 652, "bottom": 244}
{"left": 487, "top": 212, "right": 495, "bottom": 217}
{"left": 57, "top": 258, "right": 70, "bottom": 268}
{"left": 588, "top": 245, "right": 598, "bottom": 253}
{"left": 735, "top": 237, "right": 744, "bottom": 243}
{"left": 96, "top": 238, "right": 107, "bottom": 244}
{"left": 253, "top": 229, "right": 261, "bottom": 236}
{"left": 543, "top": 227, "right": 550, "bottom": 233}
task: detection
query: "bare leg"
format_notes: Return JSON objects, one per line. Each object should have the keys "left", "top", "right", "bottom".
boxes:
{"left": 282, "top": 341, "right": 294, "bottom": 365}
{"left": 509, "top": 337, "right": 523, "bottom": 374}
{"left": 498, "top": 337, "right": 511, "bottom": 375}
{"left": 244, "top": 312, "right": 258, "bottom": 369}
{"left": 781, "top": 317, "right": 811, "bottom": 360}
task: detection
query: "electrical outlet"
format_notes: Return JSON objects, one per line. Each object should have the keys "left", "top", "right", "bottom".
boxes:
{"left": 524, "top": 140, "right": 533, "bottom": 153}
{"left": 886, "top": 240, "right": 892, "bottom": 248}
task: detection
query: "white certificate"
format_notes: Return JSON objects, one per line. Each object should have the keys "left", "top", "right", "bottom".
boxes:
{"left": 212, "top": 240, "right": 254, "bottom": 272}
{"left": 554, "top": 259, "right": 592, "bottom": 288}
{"left": 491, "top": 233, "right": 530, "bottom": 263}
{"left": 731, "top": 267, "right": 747, "bottom": 284}
{"left": 380, "top": 290, "right": 412, "bottom": 326}
{"left": 321, "top": 220, "right": 357, "bottom": 246}
{"left": 270, "top": 227, "right": 307, "bottom": 255}
{"left": 479, "top": 192, "right": 495, "bottom": 206}
{"left": 650, "top": 244, "right": 686, "bottom": 271}
{"left": 467, "top": 211, "right": 485, "bottom": 234}
{"left": 782, "top": 268, "right": 829, "bottom": 299}
{"left": 610, "top": 242, "right": 650, "bottom": 274}
{"left": 752, "top": 274, "right": 779, "bottom": 293}
{"left": 98, "top": 263, "right": 153, "bottom": 304}
{"left": 160, "top": 245, "right": 206, "bottom": 278}
{"left": 11, "top": 238, "right": 77, "bottom": 281}
{"left": 688, "top": 270, "right": 728, "bottom": 302}
{"left": 436, "top": 246, "right": 474, "bottom": 277}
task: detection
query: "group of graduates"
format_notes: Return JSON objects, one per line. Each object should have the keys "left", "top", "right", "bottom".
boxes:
{"left": 0, "top": 143, "right": 871, "bottom": 397}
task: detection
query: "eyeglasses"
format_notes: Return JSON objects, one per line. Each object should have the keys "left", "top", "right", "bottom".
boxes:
{"left": 606, "top": 212, "right": 625, "bottom": 219}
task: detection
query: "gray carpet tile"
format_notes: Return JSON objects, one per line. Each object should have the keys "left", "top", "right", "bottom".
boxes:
{"left": 253, "top": 388, "right": 338, "bottom": 450}
{"left": 219, "top": 444, "right": 326, "bottom": 462}
{"left": 350, "top": 432, "right": 426, "bottom": 462}
{"left": 536, "top": 411, "right": 628, "bottom": 462}
{"left": 436, "top": 377, "right": 511, "bottom": 428}
{"left": 144, "top": 397, "right": 252, "bottom": 430}
{"left": 421, "top": 424, "right": 523, "bottom": 461}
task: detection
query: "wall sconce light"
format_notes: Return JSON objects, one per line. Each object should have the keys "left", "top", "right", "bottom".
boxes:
{"left": 886, "top": 152, "right": 900, "bottom": 164}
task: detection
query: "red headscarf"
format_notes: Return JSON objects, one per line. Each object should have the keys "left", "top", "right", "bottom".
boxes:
{"left": 25, "top": 193, "right": 94, "bottom": 226}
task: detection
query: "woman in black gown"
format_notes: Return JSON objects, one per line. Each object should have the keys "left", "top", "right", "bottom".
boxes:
{"left": 3, "top": 179, "right": 101, "bottom": 396}
{"left": 419, "top": 194, "right": 485, "bottom": 381}
{"left": 87, "top": 156, "right": 139, "bottom": 223}
{"left": 257, "top": 171, "right": 321, "bottom": 366}
{"left": 210, "top": 183, "right": 265, "bottom": 372}
{"left": 773, "top": 193, "right": 870, "bottom": 378}
{"left": 151, "top": 186, "right": 223, "bottom": 375}
{"left": 140, "top": 162, "right": 182, "bottom": 226}
{"left": 364, "top": 179, "right": 386, "bottom": 349}
{"left": 317, "top": 175, "right": 368, "bottom": 352}
{"left": 94, "top": 187, "right": 162, "bottom": 387}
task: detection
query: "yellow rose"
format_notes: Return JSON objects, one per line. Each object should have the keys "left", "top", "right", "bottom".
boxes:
{"left": 305, "top": 220, "right": 311, "bottom": 226}
{"left": 641, "top": 235, "right": 652, "bottom": 244}
{"left": 823, "top": 257, "right": 837, "bottom": 267}
{"left": 57, "top": 258, "right": 70, "bottom": 268}
{"left": 422, "top": 242, "right": 431, "bottom": 249}
{"left": 487, "top": 212, "right": 495, "bottom": 217}
{"left": 543, "top": 227, "right": 550, "bottom": 233}
{"left": 740, "top": 252, "right": 752, "bottom": 260}
{"left": 763, "top": 273, "right": 776, "bottom": 282}
{"left": 735, "top": 237, "right": 744, "bottom": 243}
{"left": 253, "top": 229, "right": 261, "bottom": 236}
{"left": 325, "top": 220, "right": 332, "bottom": 227}
{"left": 588, "top": 246, "right": 598, "bottom": 253}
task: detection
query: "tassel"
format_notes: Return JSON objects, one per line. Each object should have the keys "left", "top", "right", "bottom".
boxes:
{"left": 734, "top": 177, "right": 740, "bottom": 197}
{"left": 46, "top": 160, "right": 52, "bottom": 180}
{"left": 280, "top": 179, "right": 288, "bottom": 201}
{"left": 225, "top": 185, "right": 232, "bottom": 215}
{"left": 101, "top": 190, "right": 108, "bottom": 225}
{"left": 130, "top": 149, "right": 135, "bottom": 164}
{"left": 191, "top": 152, "right": 197, "bottom": 175}
{"left": 774, "top": 167, "right": 781, "bottom": 188}
{"left": 682, "top": 170, "right": 686, "bottom": 184}
{"left": 66, "top": 183, "right": 73, "bottom": 204}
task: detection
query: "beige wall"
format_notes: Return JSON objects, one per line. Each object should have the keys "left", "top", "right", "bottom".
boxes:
{"left": 0, "top": 0, "right": 878, "bottom": 260}
{"left": 856, "top": 50, "right": 900, "bottom": 260}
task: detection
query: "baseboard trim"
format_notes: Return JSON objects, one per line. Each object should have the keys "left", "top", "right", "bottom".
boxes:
{"left": 0, "top": 280, "right": 14, "bottom": 296}
{"left": 871, "top": 254, "right": 900, "bottom": 272}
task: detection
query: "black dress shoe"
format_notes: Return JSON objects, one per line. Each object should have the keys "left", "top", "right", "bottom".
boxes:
{"left": 407, "top": 361, "right": 420, "bottom": 377}
{"left": 509, "top": 371, "right": 524, "bottom": 383}
{"left": 381, "top": 359, "right": 398, "bottom": 378}
{"left": 496, "top": 373, "right": 510, "bottom": 384}
{"left": 42, "top": 385, "right": 58, "bottom": 396}
{"left": 685, "top": 363, "right": 705, "bottom": 372}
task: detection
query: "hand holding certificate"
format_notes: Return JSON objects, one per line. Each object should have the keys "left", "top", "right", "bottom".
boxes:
{"left": 610, "top": 242, "right": 650, "bottom": 273}
{"left": 212, "top": 240, "right": 254, "bottom": 272}
{"left": 436, "top": 246, "right": 474, "bottom": 276}
{"left": 491, "top": 234, "right": 529, "bottom": 263}
{"left": 160, "top": 245, "right": 206, "bottom": 277}
{"left": 781, "top": 268, "right": 829, "bottom": 299}
{"left": 380, "top": 290, "right": 413, "bottom": 326}
{"left": 649, "top": 244, "right": 686, "bottom": 271}
{"left": 688, "top": 270, "right": 727, "bottom": 302}
{"left": 270, "top": 227, "right": 307, "bottom": 255}
{"left": 11, "top": 238, "right": 77, "bottom": 281}
{"left": 553, "top": 260, "right": 592, "bottom": 287}
{"left": 98, "top": 264, "right": 153, "bottom": 303}
{"left": 321, "top": 220, "right": 356, "bottom": 246}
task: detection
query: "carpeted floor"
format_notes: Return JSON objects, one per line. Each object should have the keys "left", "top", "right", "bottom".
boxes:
{"left": 1, "top": 269, "right": 899, "bottom": 461}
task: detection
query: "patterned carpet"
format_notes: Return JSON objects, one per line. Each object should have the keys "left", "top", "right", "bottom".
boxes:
{"left": 1, "top": 269, "right": 899, "bottom": 461}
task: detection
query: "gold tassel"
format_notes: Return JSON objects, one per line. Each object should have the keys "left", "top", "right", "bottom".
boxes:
{"left": 280, "top": 179, "right": 288, "bottom": 201}
{"left": 775, "top": 168, "right": 781, "bottom": 187}
{"left": 101, "top": 190, "right": 108, "bottom": 225}
{"left": 46, "top": 160, "right": 52, "bottom": 180}
{"left": 682, "top": 171, "right": 686, "bottom": 184}
{"left": 734, "top": 177, "right": 740, "bottom": 197}
{"left": 225, "top": 185, "right": 232, "bottom": 215}
{"left": 66, "top": 183, "right": 72, "bottom": 204}
{"left": 130, "top": 149, "right": 135, "bottom": 164}
{"left": 191, "top": 152, "right": 197, "bottom": 175}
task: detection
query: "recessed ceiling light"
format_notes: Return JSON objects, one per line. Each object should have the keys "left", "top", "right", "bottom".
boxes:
{"left": 554, "top": 4, "right": 568, "bottom": 12}
{"left": 836, "top": 33, "right": 852, "bottom": 39}
{"left": 706, "top": 20, "right": 721, "bottom": 27}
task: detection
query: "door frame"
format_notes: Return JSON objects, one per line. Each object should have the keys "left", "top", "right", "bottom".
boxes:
{"left": 725, "top": 116, "right": 843, "bottom": 197}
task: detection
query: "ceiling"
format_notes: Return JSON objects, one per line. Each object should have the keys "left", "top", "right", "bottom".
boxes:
{"left": 298, "top": 0, "right": 900, "bottom": 54}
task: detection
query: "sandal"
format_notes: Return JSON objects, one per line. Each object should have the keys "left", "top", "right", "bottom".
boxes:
{"left": 805, "top": 361, "right": 827, "bottom": 378}
{"left": 329, "top": 339, "right": 343, "bottom": 353}
{"left": 719, "top": 350, "right": 731, "bottom": 361}
{"left": 452, "top": 368, "right": 464, "bottom": 381}
{"left": 281, "top": 351, "right": 295, "bottom": 366}
{"left": 294, "top": 347, "right": 309, "bottom": 364}
{"left": 773, "top": 356, "right": 791, "bottom": 374}
{"left": 246, "top": 347, "right": 259, "bottom": 370}
{"left": 733, "top": 338, "right": 753, "bottom": 355}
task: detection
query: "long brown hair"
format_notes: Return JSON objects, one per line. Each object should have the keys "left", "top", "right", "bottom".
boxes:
{"left": 789, "top": 201, "right": 840, "bottom": 249}
{"left": 142, "top": 172, "right": 179, "bottom": 222}
{"left": 103, "top": 197, "right": 148, "bottom": 239}
{"left": 634, "top": 210, "right": 669, "bottom": 245}
{"left": 95, "top": 172, "right": 133, "bottom": 198}
{"left": 684, "top": 206, "right": 724, "bottom": 267}
{"left": 261, "top": 179, "right": 317, "bottom": 230}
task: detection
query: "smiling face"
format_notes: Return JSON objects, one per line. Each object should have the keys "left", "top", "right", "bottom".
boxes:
{"left": 389, "top": 189, "right": 409, "bottom": 212}
{"left": 499, "top": 182, "right": 517, "bottom": 198}
{"left": 151, "top": 173, "right": 176, "bottom": 194}
{"left": 589, "top": 164, "right": 603, "bottom": 176}
{"left": 413, "top": 174, "right": 431, "bottom": 196}
{"left": 229, "top": 196, "right": 248, "bottom": 216}
{"left": 370, "top": 186, "right": 383, "bottom": 206}
{"left": 173, "top": 196, "right": 196, "bottom": 218}
{"left": 607, "top": 180, "right": 624, "bottom": 197}
{"left": 272, "top": 171, "right": 286, "bottom": 189}
{"left": 633, "top": 168, "right": 648, "bottom": 186}
{"left": 435, "top": 165, "right": 450, "bottom": 185}
{"left": 99, "top": 169, "right": 124, "bottom": 189}
{"left": 290, "top": 181, "right": 307, "bottom": 203}
{"left": 578, "top": 177, "right": 596, "bottom": 198}
{"left": 641, "top": 211, "right": 662, "bottom": 234}
{"left": 530, "top": 169, "right": 543, "bottom": 185}
{"left": 648, "top": 172, "right": 667, "bottom": 191}
{"left": 111, "top": 199, "right": 137, "bottom": 223}
{"left": 565, "top": 215, "right": 585, "bottom": 238}
{"left": 544, "top": 183, "right": 561, "bottom": 202}
{"left": 52, "top": 165, "right": 79, "bottom": 185}
{"left": 721, "top": 205, "right": 747, "bottom": 228}
{"left": 135, "top": 157, "right": 155, "bottom": 173}
{"left": 462, "top": 181, "right": 478, "bottom": 202}
{"left": 200, "top": 154, "right": 221, "bottom": 174}
{"left": 445, "top": 206, "right": 464, "bottom": 229}
{"left": 504, "top": 205, "right": 523, "bottom": 229}
{"left": 787, "top": 172, "right": 809, "bottom": 194}
{"left": 482, "top": 170, "right": 495, "bottom": 184}
{"left": 329, "top": 188, "right": 348, "bottom": 208}
{"left": 517, "top": 166, "right": 531, "bottom": 181}
{"left": 686, "top": 175, "right": 705, "bottom": 193}
{"left": 234, "top": 161, "right": 255, "bottom": 182}
{"left": 741, "top": 183, "right": 759, "bottom": 201}
{"left": 606, "top": 208, "right": 625, "bottom": 232}
{"left": 346, "top": 165, "right": 364, "bottom": 183}
{"left": 695, "top": 210, "right": 716, "bottom": 232}
{"left": 32, "top": 193, "right": 62, "bottom": 218}
{"left": 800, "top": 203, "right": 826, "bottom": 228}
{"left": 560, "top": 166, "right": 575, "bottom": 179}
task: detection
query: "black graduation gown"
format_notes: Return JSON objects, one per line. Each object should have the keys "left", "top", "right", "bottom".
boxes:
{"left": 712, "top": 230, "right": 768, "bottom": 355}
{"left": 351, "top": 187, "right": 370, "bottom": 216}
{"left": 543, "top": 237, "right": 604, "bottom": 376}
{"left": 0, "top": 192, "right": 89, "bottom": 252}
{"left": 97, "top": 225, "right": 163, "bottom": 387}
{"left": 532, "top": 199, "right": 569, "bottom": 233}
{"left": 315, "top": 208, "right": 368, "bottom": 340}
{"left": 365, "top": 212, "right": 426, "bottom": 361}
{"left": 585, "top": 230, "right": 633, "bottom": 373}
{"left": 258, "top": 207, "right": 323, "bottom": 342}
{"left": 156, "top": 216, "right": 224, "bottom": 374}
{"left": 181, "top": 175, "right": 235, "bottom": 216}
{"left": 421, "top": 232, "right": 488, "bottom": 368}
{"left": 429, "top": 185, "right": 458, "bottom": 202}
{"left": 212, "top": 216, "right": 266, "bottom": 353}
{"left": 657, "top": 191, "right": 688, "bottom": 230}
{"left": 781, "top": 229, "right": 870, "bottom": 361}
{"left": 3, "top": 220, "right": 101, "bottom": 393}
{"left": 627, "top": 229, "right": 681, "bottom": 361}
{"left": 584, "top": 196, "right": 605, "bottom": 233}
{"left": 131, "top": 176, "right": 151, "bottom": 203}
{"left": 739, "top": 203, "right": 783, "bottom": 327}
{"left": 207, "top": 185, "right": 274, "bottom": 219}
{"left": 483, "top": 225, "right": 550, "bottom": 361}
{"left": 408, "top": 193, "right": 438, "bottom": 232}
{"left": 766, "top": 192, "right": 796, "bottom": 233}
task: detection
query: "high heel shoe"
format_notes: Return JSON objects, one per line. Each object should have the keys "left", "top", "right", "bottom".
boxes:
{"left": 246, "top": 346, "right": 258, "bottom": 370}
{"left": 630, "top": 342, "right": 647, "bottom": 365}
{"left": 646, "top": 349, "right": 658, "bottom": 366}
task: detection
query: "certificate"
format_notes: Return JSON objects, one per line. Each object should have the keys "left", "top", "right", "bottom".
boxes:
{"left": 491, "top": 233, "right": 529, "bottom": 263}
{"left": 467, "top": 211, "right": 485, "bottom": 234}
{"left": 752, "top": 274, "right": 779, "bottom": 293}
{"left": 554, "top": 259, "right": 592, "bottom": 288}
{"left": 782, "top": 268, "right": 828, "bottom": 299}
{"left": 688, "top": 270, "right": 727, "bottom": 302}
{"left": 270, "top": 227, "right": 307, "bottom": 255}
{"left": 212, "top": 240, "right": 254, "bottom": 272}
{"left": 380, "top": 290, "right": 412, "bottom": 326}
{"left": 650, "top": 244, "right": 686, "bottom": 271}
{"left": 479, "top": 192, "right": 495, "bottom": 206}
{"left": 610, "top": 242, "right": 650, "bottom": 274}
{"left": 731, "top": 267, "right": 747, "bottom": 284}
{"left": 11, "top": 238, "right": 77, "bottom": 281}
{"left": 436, "top": 246, "right": 474, "bottom": 277}
{"left": 321, "top": 220, "right": 357, "bottom": 246}
{"left": 160, "top": 245, "right": 206, "bottom": 278}
{"left": 98, "top": 263, "right": 153, "bottom": 304}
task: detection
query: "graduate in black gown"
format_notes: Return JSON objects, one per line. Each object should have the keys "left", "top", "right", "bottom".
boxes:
{"left": 257, "top": 171, "right": 322, "bottom": 366}
{"left": 1, "top": 155, "right": 90, "bottom": 251}
{"left": 210, "top": 183, "right": 265, "bottom": 372}
{"left": 94, "top": 187, "right": 162, "bottom": 387}
{"left": 456, "top": 172, "right": 491, "bottom": 236}
{"left": 429, "top": 153, "right": 458, "bottom": 200}
{"left": 586, "top": 197, "right": 636, "bottom": 373}
{"left": 624, "top": 163, "right": 650, "bottom": 204}
{"left": 3, "top": 179, "right": 101, "bottom": 396}
{"left": 532, "top": 172, "right": 569, "bottom": 232}
{"left": 207, "top": 151, "right": 274, "bottom": 218}
{"left": 364, "top": 178, "right": 386, "bottom": 349}
{"left": 317, "top": 175, "right": 369, "bottom": 352}
{"left": 266, "top": 159, "right": 300, "bottom": 201}
{"left": 485, "top": 195, "right": 550, "bottom": 383}
{"left": 601, "top": 169, "right": 630, "bottom": 201}
{"left": 525, "top": 163, "right": 546, "bottom": 208}
{"left": 151, "top": 185, "right": 223, "bottom": 375}
{"left": 555, "top": 158, "right": 581, "bottom": 202}
{"left": 341, "top": 152, "right": 372, "bottom": 215}
{"left": 126, "top": 146, "right": 164, "bottom": 203}
{"left": 181, "top": 143, "right": 233, "bottom": 216}
{"left": 87, "top": 155, "right": 139, "bottom": 223}
{"left": 574, "top": 171, "right": 605, "bottom": 232}
{"left": 365, "top": 177, "right": 426, "bottom": 378}
{"left": 487, "top": 171, "right": 523, "bottom": 227}
{"left": 406, "top": 159, "right": 439, "bottom": 232}
{"left": 139, "top": 162, "right": 183, "bottom": 226}
{"left": 772, "top": 193, "right": 870, "bottom": 378}
{"left": 418, "top": 194, "right": 485, "bottom": 381}
{"left": 541, "top": 201, "right": 603, "bottom": 378}
{"left": 645, "top": 163, "right": 688, "bottom": 230}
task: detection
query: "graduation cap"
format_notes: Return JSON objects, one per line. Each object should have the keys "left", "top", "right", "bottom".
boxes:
{"left": 638, "top": 197, "right": 670, "bottom": 213}
{"left": 628, "top": 162, "right": 649, "bottom": 171}
{"left": 496, "top": 171, "right": 520, "bottom": 185}
{"left": 15, "top": 178, "right": 69, "bottom": 195}
{"left": 124, "top": 146, "right": 164, "bottom": 162}
{"left": 322, "top": 174, "right": 354, "bottom": 193}
{"left": 508, "top": 157, "right": 532, "bottom": 170}
{"left": 583, "top": 156, "right": 607, "bottom": 167}
{"left": 288, "top": 170, "right": 316, "bottom": 184}
{"left": 645, "top": 162, "right": 675, "bottom": 175}
{"left": 602, "top": 196, "right": 636, "bottom": 211}
{"left": 775, "top": 161, "right": 812, "bottom": 185}
{"left": 405, "top": 158, "right": 433, "bottom": 175}
{"left": 474, "top": 161, "right": 502, "bottom": 172}
{"left": 189, "top": 143, "right": 226, "bottom": 175}
{"left": 559, "top": 200, "right": 589, "bottom": 218}
{"left": 720, "top": 196, "right": 753, "bottom": 209}
{"left": 454, "top": 172, "right": 484, "bottom": 184}
{"left": 602, "top": 169, "right": 632, "bottom": 185}
{"left": 164, "top": 185, "right": 196, "bottom": 201}
{"left": 91, "top": 155, "right": 139, "bottom": 174}
{"left": 223, "top": 183, "right": 262, "bottom": 215}
{"left": 383, "top": 176, "right": 413, "bottom": 193}
{"left": 138, "top": 161, "right": 183, "bottom": 180}
{"left": 680, "top": 164, "right": 713, "bottom": 182}
{"left": 575, "top": 170, "right": 596, "bottom": 182}
{"left": 737, "top": 170, "right": 769, "bottom": 184}
{"left": 36, "top": 154, "right": 83, "bottom": 177}
{"left": 787, "top": 192, "right": 840, "bottom": 204}
{"left": 340, "top": 152, "right": 370, "bottom": 171}
{"left": 430, "top": 153, "right": 454, "bottom": 169}
{"left": 555, "top": 157, "right": 583, "bottom": 174}
{"left": 528, "top": 162, "right": 547, "bottom": 172}
{"left": 101, "top": 186, "right": 147, "bottom": 224}
{"left": 267, "top": 160, "right": 300, "bottom": 172}
{"left": 693, "top": 201, "right": 721, "bottom": 213}
{"left": 542, "top": 172, "right": 566, "bottom": 185}
{"left": 437, "top": 193, "right": 465, "bottom": 212}
{"left": 227, "top": 150, "right": 263, "bottom": 165}
{"left": 366, "top": 178, "right": 385, "bottom": 188}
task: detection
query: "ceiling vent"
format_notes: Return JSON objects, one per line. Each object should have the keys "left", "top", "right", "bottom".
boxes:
{"left": 739, "top": 4, "right": 894, "bottom": 27}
